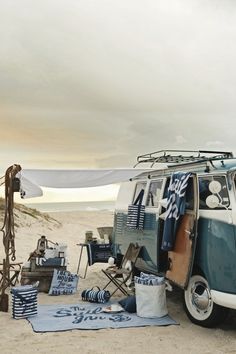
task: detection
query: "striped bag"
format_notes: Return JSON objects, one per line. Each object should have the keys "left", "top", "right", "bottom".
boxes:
{"left": 127, "top": 189, "right": 145, "bottom": 230}
{"left": 11, "top": 285, "right": 38, "bottom": 319}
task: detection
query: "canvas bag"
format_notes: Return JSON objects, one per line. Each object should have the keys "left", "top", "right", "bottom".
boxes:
{"left": 135, "top": 282, "right": 167, "bottom": 318}
{"left": 127, "top": 189, "right": 145, "bottom": 230}
{"left": 11, "top": 285, "right": 38, "bottom": 319}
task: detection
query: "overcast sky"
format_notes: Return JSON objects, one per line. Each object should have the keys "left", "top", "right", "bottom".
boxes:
{"left": 1, "top": 0, "right": 236, "bottom": 201}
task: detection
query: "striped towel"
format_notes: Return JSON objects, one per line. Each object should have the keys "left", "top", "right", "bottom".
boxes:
{"left": 134, "top": 272, "right": 165, "bottom": 286}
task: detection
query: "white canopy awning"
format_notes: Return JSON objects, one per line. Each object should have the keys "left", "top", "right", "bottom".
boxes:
{"left": 17, "top": 168, "right": 151, "bottom": 198}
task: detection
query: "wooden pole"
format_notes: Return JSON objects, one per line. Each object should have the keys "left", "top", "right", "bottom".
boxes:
{"left": 0, "top": 164, "right": 21, "bottom": 312}
{"left": 0, "top": 260, "right": 9, "bottom": 312}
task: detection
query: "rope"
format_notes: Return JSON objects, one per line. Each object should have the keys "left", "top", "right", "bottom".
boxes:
{"left": 0, "top": 164, "right": 21, "bottom": 303}
{"left": 1, "top": 164, "right": 21, "bottom": 261}
{"left": 0, "top": 175, "right": 5, "bottom": 186}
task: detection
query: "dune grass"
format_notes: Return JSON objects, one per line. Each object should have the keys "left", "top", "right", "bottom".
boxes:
{"left": 0, "top": 197, "right": 61, "bottom": 227}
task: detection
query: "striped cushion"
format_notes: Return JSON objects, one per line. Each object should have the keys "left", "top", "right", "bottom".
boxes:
{"left": 11, "top": 285, "right": 38, "bottom": 319}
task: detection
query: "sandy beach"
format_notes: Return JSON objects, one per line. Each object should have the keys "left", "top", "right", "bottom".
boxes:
{"left": 1, "top": 209, "right": 236, "bottom": 354}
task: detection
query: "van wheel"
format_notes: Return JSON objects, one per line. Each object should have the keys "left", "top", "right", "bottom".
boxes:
{"left": 183, "top": 274, "right": 228, "bottom": 328}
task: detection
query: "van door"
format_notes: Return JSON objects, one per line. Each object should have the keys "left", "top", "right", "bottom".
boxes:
{"left": 166, "top": 174, "right": 199, "bottom": 288}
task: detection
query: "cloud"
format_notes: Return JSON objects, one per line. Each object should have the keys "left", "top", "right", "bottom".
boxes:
{"left": 1, "top": 0, "right": 236, "bottom": 113}
{"left": 0, "top": 0, "right": 236, "bottom": 174}
{"left": 206, "top": 141, "right": 224, "bottom": 147}
{"left": 175, "top": 135, "right": 187, "bottom": 144}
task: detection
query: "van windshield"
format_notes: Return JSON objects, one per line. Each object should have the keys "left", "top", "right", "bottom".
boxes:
{"left": 133, "top": 182, "right": 146, "bottom": 202}
{"left": 147, "top": 180, "right": 163, "bottom": 207}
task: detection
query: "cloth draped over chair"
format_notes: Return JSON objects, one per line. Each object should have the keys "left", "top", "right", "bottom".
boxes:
{"left": 76, "top": 242, "right": 113, "bottom": 279}
{"left": 87, "top": 243, "right": 113, "bottom": 266}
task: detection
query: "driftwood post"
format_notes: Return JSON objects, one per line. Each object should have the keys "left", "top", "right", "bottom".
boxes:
{"left": 0, "top": 164, "right": 21, "bottom": 312}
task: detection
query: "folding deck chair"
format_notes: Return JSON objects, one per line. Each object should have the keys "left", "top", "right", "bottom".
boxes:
{"left": 102, "top": 242, "right": 142, "bottom": 296}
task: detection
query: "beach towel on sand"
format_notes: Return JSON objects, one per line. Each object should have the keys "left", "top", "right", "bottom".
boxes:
{"left": 27, "top": 302, "right": 178, "bottom": 332}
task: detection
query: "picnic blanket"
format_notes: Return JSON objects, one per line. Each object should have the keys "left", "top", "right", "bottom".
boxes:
{"left": 28, "top": 302, "right": 178, "bottom": 332}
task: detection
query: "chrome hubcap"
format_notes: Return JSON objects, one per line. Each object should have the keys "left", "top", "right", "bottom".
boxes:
{"left": 191, "top": 281, "right": 212, "bottom": 313}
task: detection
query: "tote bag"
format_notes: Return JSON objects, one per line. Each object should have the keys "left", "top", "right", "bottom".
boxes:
{"left": 127, "top": 189, "right": 145, "bottom": 230}
{"left": 135, "top": 282, "right": 167, "bottom": 318}
{"left": 11, "top": 285, "right": 38, "bottom": 319}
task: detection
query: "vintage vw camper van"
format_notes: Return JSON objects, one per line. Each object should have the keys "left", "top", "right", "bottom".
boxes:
{"left": 112, "top": 150, "right": 236, "bottom": 327}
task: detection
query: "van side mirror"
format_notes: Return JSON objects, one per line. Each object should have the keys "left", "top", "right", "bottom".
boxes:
{"left": 206, "top": 180, "right": 225, "bottom": 208}
{"left": 205, "top": 195, "right": 221, "bottom": 209}
{"left": 208, "top": 180, "right": 222, "bottom": 194}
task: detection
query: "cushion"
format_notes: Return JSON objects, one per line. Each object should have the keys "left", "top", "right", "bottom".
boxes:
{"left": 118, "top": 295, "right": 136, "bottom": 313}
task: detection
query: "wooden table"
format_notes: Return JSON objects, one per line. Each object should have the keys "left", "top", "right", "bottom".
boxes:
{"left": 76, "top": 243, "right": 89, "bottom": 279}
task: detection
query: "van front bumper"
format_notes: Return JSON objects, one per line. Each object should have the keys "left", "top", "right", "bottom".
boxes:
{"left": 211, "top": 290, "right": 236, "bottom": 309}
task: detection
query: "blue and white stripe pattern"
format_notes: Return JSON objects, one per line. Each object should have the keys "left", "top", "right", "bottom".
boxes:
{"left": 11, "top": 285, "right": 38, "bottom": 319}
{"left": 134, "top": 272, "right": 165, "bottom": 286}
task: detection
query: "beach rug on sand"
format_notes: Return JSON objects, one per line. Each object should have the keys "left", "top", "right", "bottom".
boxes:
{"left": 27, "top": 302, "right": 178, "bottom": 332}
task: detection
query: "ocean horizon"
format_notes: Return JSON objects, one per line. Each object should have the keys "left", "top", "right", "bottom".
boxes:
{"left": 25, "top": 200, "right": 116, "bottom": 213}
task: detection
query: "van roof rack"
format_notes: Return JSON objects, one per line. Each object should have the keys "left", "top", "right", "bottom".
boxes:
{"left": 134, "top": 150, "right": 234, "bottom": 167}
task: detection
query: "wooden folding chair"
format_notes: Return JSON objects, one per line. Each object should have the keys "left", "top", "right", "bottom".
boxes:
{"left": 102, "top": 243, "right": 142, "bottom": 296}
{"left": 0, "top": 262, "right": 22, "bottom": 287}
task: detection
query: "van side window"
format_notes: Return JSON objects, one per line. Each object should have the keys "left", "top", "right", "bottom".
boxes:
{"left": 147, "top": 180, "right": 163, "bottom": 207}
{"left": 133, "top": 182, "right": 146, "bottom": 203}
{"left": 199, "top": 176, "right": 229, "bottom": 209}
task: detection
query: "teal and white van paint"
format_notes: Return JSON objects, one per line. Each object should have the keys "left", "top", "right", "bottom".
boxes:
{"left": 112, "top": 150, "right": 236, "bottom": 327}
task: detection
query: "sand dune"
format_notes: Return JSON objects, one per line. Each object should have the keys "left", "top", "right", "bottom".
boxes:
{"left": 1, "top": 209, "right": 236, "bottom": 354}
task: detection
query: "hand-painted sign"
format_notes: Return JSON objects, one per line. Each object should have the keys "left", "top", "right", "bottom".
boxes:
{"left": 48, "top": 269, "right": 78, "bottom": 295}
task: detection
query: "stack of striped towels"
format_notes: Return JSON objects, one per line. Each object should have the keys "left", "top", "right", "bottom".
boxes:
{"left": 134, "top": 272, "right": 165, "bottom": 286}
